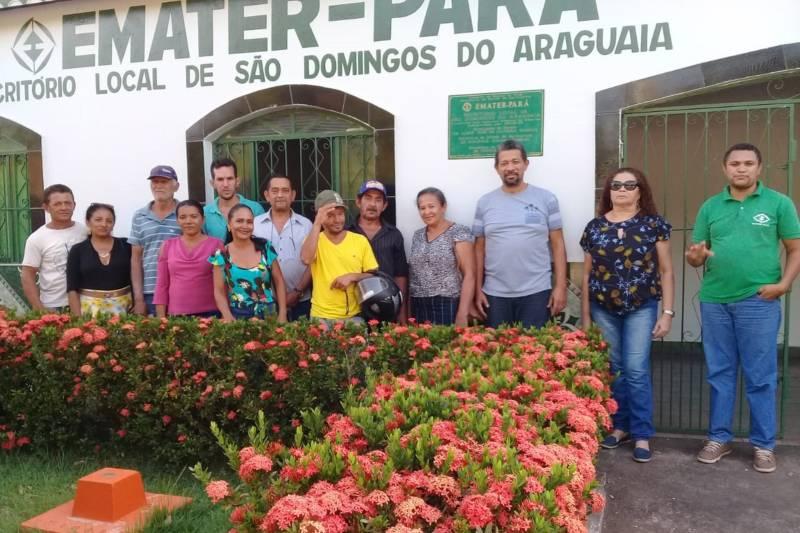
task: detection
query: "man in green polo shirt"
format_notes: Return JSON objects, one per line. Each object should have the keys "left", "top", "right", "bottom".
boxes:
{"left": 687, "top": 142, "right": 800, "bottom": 473}
{"left": 203, "top": 158, "right": 264, "bottom": 241}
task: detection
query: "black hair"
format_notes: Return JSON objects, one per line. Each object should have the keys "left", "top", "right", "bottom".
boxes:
{"left": 224, "top": 203, "right": 269, "bottom": 250}
{"left": 227, "top": 203, "right": 253, "bottom": 221}
{"left": 176, "top": 199, "right": 204, "bottom": 218}
{"left": 43, "top": 184, "right": 74, "bottom": 205}
{"left": 723, "top": 143, "right": 762, "bottom": 165}
{"left": 494, "top": 139, "right": 528, "bottom": 166}
{"left": 210, "top": 158, "right": 238, "bottom": 178}
{"left": 260, "top": 175, "right": 293, "bottom": 197}
{"left": 85, "top": 203, "right": 115, "bottom": 222}
{"left": 416, "top": 187, "right": 447, "bottom": 206}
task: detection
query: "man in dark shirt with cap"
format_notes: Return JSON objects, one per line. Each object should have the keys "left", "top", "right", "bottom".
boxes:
{"left": 348, "top": 180, "right": 408, "bottom": 323}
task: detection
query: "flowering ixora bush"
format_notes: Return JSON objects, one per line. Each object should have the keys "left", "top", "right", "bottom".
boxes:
{"left": 193, "top": 327, "right": 614, "bottom": 533}
{"left": 0, "top": 310, "right": 450, "bottom": 463}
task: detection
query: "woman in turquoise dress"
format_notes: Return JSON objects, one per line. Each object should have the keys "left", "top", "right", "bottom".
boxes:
{"left": 210, "top": 204, "right": 287, "bottom": 322}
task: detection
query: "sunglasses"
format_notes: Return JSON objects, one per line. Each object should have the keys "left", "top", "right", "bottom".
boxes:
{"left": 610, "top": 181, "right": 639, "bottom": 191}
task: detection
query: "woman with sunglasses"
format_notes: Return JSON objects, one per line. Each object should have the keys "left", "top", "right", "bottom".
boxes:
{"left": 580, "top": 167, "right": 675, "bottom": 463}
{"left": 66, "top": 203, "right": 132, "bottom": 316}
{"left": 209, "top": 203, "right": 287, "bottom": 322}
{"left": 154, "top": 200, "right": 223, "bottom": 318}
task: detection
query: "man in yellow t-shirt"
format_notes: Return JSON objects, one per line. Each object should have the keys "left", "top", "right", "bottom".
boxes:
{"left": 300, "top": 190, "right": 378, "bottom": 321}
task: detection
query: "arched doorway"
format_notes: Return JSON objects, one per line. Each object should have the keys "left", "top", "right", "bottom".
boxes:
{"left": 0, "top": 117, "right": 43, "bottom": 311}
{"left": 185, "top": 85, "right": 395, "bottom": 222}
{"left": 595, "top": 43, "right": 800, "bottom": 439}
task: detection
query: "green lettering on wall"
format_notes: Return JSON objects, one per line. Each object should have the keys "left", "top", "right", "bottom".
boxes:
{"left": 187, "top": 0, "right": 224, "bottom": 57}
{"left": 650, "top": 23, "right": 672, "bottom": 51}
{"left": 421, "top": 0, "right": 473, "bottom": 37}
{"left": 554, "top": 31, "right": 574, "bottom": 58}
{"left": 63, "top": 12, "right": 96, "bottom": 69}
{"left": 229, "top": 0, "right": 269, "bottom": 53}
{"left": 271, "top": 0, "right": 319, "bottom": 50}
{"left": 477, "top": 0, "right": 534, "bottom": 32}
{"left": 148, "top": 1, "right": 190, "bottom": 61}
{"left": 513, "top": 35, "right": 533, "bottom": 62}
{"left": 614, "top": 25, "right": 638, "bottom": 54}
{"left": 98, "top": 6, "right": 145, "bottom": 66}
{"left": 374, "top": 0, "right": 424, "bottom": 41}
{"left": 539, "top": 0, "right": 599, "bottom": 25}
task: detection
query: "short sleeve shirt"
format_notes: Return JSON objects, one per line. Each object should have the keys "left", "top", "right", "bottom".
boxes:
{"left": 348, "top": 222, "right": 409, "bottom": 278}
{"left": 22, "top": 223, "right": 88, "bottom": 308}
{"left": 67, "top": 238, "right": 132, "bottom": 292}
{"left": 209, "top": 242, "right": 278, "bottom": 315}
{"left": 203, "top": 195, "right": 265, "bottom": 241}
{"left": 128, "top": 203, "right": 181, "bottom": 294}
{"left": 309, "top": 231, "right": 379, "bottom": 319}
{"left": 253, "top": 210, "right": 313, "bottom": 301}
{"left": 409, "top": 223, "right": 473, "bottom": 298}
{"left": 692, "top": 182, "right": 800, "bottom": 303}
{"left": 472, "top": 185, "right": 562, "bottom": 297}
{"left": 580, "top": 214, "right": 671, "bottom": 315}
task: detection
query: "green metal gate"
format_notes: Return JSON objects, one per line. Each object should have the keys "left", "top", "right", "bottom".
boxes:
{"left": 0, "top": 151, "right": 32, "bottom": 309}
{"left": 622, "top": 100, "right": 797, "bottom": 437}
{"left": 212, "top": 106, "right": 384, "bottom": 221}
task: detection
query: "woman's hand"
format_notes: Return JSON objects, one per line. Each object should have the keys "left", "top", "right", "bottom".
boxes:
{"left": 455, "top": 311, "right": 469, "bottom": 327}
{"left": 652, "top": 314, "right": 672, "bottom": 339}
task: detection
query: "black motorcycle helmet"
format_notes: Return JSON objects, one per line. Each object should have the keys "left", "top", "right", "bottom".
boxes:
{"left": 356, "top": 271, "right": 403, "bottom": 322}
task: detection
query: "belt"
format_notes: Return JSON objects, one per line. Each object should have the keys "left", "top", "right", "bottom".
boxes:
{"left": 79, "top": 286, "right": 132, "bottom": 298}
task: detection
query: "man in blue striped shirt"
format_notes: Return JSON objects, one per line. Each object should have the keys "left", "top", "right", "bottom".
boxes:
{"left": 129, "top": 165, "right": 182, "bottom": 315}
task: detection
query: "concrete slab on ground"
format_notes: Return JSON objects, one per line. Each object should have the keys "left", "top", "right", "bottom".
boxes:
{"left": 597, "top": 436, "right": 800, "bottom": 533}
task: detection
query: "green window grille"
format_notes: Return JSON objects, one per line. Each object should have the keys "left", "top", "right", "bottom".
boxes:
{"left": 213, "top": 106, "right": 386, "bottom": 222}
{"left": 0, "top": 149, "right": 32, "bottom": 309}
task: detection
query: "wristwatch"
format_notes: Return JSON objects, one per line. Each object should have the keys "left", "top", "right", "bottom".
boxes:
{"left": 663, "top": 309, "right": 675, "bottom": 317}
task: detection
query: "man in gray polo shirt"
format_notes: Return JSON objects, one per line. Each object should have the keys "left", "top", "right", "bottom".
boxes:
{"left": 129, "top": 165, "right": 182, "bottom": 315}
{"left": 473, "top": 139, "right": 567, "bottom": 328}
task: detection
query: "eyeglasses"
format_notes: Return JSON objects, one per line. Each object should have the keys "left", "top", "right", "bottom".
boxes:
{"left": 610, "top": 181, "right": 639, "bottom": 191}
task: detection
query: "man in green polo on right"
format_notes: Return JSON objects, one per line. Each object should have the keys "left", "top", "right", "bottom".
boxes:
{"left": 687, "top": 142, "right": 800, "bottom": 473}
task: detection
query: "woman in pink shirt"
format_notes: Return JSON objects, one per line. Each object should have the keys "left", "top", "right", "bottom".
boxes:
{"left": 154, "top": 200, "right": 223, "bottom": 317}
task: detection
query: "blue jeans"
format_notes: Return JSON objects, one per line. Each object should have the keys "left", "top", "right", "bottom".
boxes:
{"left": 486, "top": 289, "right": 551, "bottom": 329}
{"left": 412, "top": 296, "right": 459, "bottom": 325}
{"left": 232, "top": 303, "right": 275, "bottom": 321}
{"left": 143, "top": 293, "right": 156, "bottom": 317}
{"left": 591, "top": 300, "right": 658, "bottom": 440}
{"left": 288, "top": 299, "right": 311, "bottom": 322}
{"left": 701, "top": 294, "right": 781, "bottom": 449}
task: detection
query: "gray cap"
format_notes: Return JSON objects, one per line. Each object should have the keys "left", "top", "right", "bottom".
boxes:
{"left": 314, "top": 190, "right": 346, "bottom": 210}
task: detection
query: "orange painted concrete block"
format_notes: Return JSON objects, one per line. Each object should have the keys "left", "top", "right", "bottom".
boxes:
{"left": 20, "top": 467, "right": 192, "bottom": 533}
{"left": 72, "top": 468, "right": 147, "bottom": 521}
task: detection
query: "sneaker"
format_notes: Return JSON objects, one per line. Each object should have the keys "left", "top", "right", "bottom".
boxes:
{"left": 697, "top": 440, "right": 732, "bottom": 464}
{"left": 753, "top": 447, "right": 776, "bottom": 473}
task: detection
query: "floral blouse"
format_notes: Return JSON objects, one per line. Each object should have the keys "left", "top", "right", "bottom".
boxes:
{"left": 208, "top": 241, "right": 278, "bottom": 316}
{"left": 580, "top": 214, "right": 671, "bottom": 316}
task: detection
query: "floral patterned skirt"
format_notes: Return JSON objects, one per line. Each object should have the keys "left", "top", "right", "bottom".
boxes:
{"left": 79, "top": 286, "right": 132, "bottom": 316}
